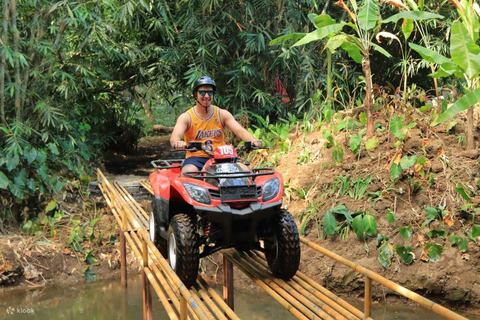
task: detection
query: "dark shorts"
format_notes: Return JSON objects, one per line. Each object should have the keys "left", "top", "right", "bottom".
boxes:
{"left": 182, "top": 157, "right": 209, "bottom": 170}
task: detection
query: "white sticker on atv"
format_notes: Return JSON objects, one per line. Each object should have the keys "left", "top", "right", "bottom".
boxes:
{"left": 216, "top": 163, "right": 240, "bottom": 173}
{"left": 218, "top": 145, "right": 234, "bottom": 155}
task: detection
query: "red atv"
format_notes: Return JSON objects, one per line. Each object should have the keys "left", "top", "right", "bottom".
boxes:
{"left": 148, "top": 141, "right": 300, "bottom": 288}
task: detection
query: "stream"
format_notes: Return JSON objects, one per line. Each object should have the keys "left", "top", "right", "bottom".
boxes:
{"left": 1, "top": 274, "right": 478, "bottom": 319}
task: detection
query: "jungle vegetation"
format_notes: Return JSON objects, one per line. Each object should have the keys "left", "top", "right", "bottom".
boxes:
{"left": 0, "top": 0, "right": 477, "bottom": 225}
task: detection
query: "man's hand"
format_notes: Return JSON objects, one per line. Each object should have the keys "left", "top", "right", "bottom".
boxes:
{"left": 173, "top": 141, "right": 187, "bottom": 149}
{"left": 252, "top": 140, "right": 263, "bottom": 148}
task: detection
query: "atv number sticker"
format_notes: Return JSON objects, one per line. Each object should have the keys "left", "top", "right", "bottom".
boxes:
{"left": 218, "top": 145, "right": 234, "bottom": 155}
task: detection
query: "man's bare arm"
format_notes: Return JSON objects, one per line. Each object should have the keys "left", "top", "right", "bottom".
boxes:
{"left": 170, "top": 112, "right": 190, "bottom": 149}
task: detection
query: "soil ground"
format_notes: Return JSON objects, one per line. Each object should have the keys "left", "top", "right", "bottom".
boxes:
{"left": 1, "top": 111, "right": 480, "bottom": 318}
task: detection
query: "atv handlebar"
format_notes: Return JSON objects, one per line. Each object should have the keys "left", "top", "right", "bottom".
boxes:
{"left": 171, "top": 141, "right": 265, "bottom": 154}
{"left": 235, "top": 141, "right": 267, "bottom": 153}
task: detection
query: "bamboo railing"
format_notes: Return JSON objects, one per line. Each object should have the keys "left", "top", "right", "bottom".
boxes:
{"left": 300, "top": 238, "right": 469, "bottom": 320}
{"left": 97, "top": 169, "right": 238, "bottom": 320}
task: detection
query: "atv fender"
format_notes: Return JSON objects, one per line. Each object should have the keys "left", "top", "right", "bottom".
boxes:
{"left": 149, "top": 170, "right": 172, "bottom": 198}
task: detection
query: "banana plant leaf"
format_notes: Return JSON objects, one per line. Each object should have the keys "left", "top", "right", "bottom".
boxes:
{"left": 432, "top": 87, "right": 480, "bottom": 125}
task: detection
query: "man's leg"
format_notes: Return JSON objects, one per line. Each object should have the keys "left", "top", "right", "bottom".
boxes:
{"left": 237, "top": 162, "right": 250, "bottom": 171}
{"left": 181, "top": 164, "right": 200, "bottom": 176}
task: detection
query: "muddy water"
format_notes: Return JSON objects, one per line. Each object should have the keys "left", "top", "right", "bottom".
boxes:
{"left": 1, "top": 275, "right": 478, "bottom": 320}
{"left": 0, "top": 275, "right": 290, "bottom": 319}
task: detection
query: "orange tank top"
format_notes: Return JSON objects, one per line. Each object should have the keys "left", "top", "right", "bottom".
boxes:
{"left": 184, "top": 105, "right": 225, "bottom": 158}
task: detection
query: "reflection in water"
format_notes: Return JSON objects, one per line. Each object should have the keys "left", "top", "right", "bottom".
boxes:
{"left": 0, "top": 276, "right": 166, "bottom": 320}
{"left": 0, "top": 275, "right": 291, "bottom": 320}
{"left": 0, "top": 275, "right": 478, "bottom": 320}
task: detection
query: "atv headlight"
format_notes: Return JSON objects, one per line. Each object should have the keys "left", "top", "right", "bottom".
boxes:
{"left": 263, "top": 177, "right": 280, "bottom": 201}
{"left": 183, "top": 183, "right": 211, "bottom": 204}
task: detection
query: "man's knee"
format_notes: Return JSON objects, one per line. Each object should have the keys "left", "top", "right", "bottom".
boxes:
{"left": 181, "top": 164, "right": 200, "bottom": 176}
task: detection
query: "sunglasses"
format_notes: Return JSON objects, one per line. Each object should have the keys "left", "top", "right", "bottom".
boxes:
{"left": 198, "top": 90, "right": 215, "bottom": 96}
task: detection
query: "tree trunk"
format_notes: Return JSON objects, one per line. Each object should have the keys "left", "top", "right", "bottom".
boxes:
{"left": 20, "top": 8, "right": 42, "bottom": 109}
{"left": 327, "top": 50, "right": 332, "bottom": 109}
{"left": 11, "top": 0, "right": 22, "bottom": 122}
{"left": 0, "top": 0, "right": 10, "bottom": 125}
{"left": 362, "top": 56, "right": 374, "bottom": 136}
{"left": 467, "top": 107, "right": 475, "bottom": 150}
{"left": 152, "top": 125, "right": 173, "bottom": 133}
{"left": 135, "top": 86, "right": 155, "bottom": 124}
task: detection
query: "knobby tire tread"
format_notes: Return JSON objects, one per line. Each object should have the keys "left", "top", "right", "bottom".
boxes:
{"left": 169, "top": 214, "right": 199, "bottom": 288}
{"left": 266, "top": 209, "right": 301, "bottom": 279}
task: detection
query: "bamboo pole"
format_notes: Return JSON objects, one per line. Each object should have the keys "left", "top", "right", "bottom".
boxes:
{"left": 180, "top": 295, "right": 187, "bottom": 320}
{"left": 193, "top": 282, "right": 228, "bottom": 320}
{"left": 143, "top": 239, "right": 153, "bottom": 320}
{"left": 222, "top": 250, "right": 311, "bottom": 320}
{"left": 123, "top": 226, "right": 181, "bottom": 319}
{"left": 230, "top": 250, "right": 336, "bottom": 320}
{"left": 223, "top": 256, "right": 234, "bottom": 311}
{"left": 98, "top": 171, "right": 214, "bottom": 319}
{"left": 10, "top": 0, "right": 21, "bottom": 121}
{"left": 197, "top": 277, "right": 240, "bottom": 320}
{"left": 364, "top": 277, "right": 372, "bottom": 318}
{"left": 0, "top": 0, "right": 9, "bottom": 125}
{"left": 300, "top": 238, "right": 469, "bottom": 320}
{"left": 248, "top": 251, "right": 361, "bottom": 320}
{"left": 144, "top": 268, "right": 179, "bottom": 320}
{"left": 112, "top": 182, "right": 214, "bottom": 319}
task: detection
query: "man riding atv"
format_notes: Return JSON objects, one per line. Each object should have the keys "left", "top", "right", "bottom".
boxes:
{"left": 149, "top": 76, "right": 301, "bottom": 288}
{"left": 170, "top": 75, "right": 262, "bottom": 174}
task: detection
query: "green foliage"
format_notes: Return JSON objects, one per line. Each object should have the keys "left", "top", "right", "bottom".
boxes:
{"left": 349, "top": 175, "right": 373, "bottom": 200}
{"left": 349, "top": 131, "right": 364, "bottom": 154}
{"left": 250, "top": 114, "right": 292, "bottom": 153}
{"left": 450, "top": 233, "right": 468, "bottom": 252}
{"left": 0, "top": 122, "right": 94, "bottom": 213}
{"left": 427, "top": 229, "right": 446, "bottom": 239}
{"left": 299, "top": 201, "right": 319, "bottom": 236}
{"left": 421, "top": 205, "right": 446, "bottom": 227}
{"left": 322, "top": 205, "right": 377, "bottom": 240}
{"left": 84, "top": 249, "right": 97, "bottom": 265}
{"left": 377, "top": 234, "right": 394, "bottom": 268}
{"left": 333, "top": 174, "right": 350, "bottom": 196}
{"left": 297, "top": 145, "right": 311, "bottom": 165}
{"left": 467, "top": 225, "right": 480, "bottom": 241}
{"left": 424, "top": 243, "right": 443, "bottom": 262}
{"left": 396, "top": 245, "right": 414, "bottom": 265}
{"left": 400, "top": 226, "right": 413, "bottom": 241}
{"left": 331, "top": 174, "right": 373, "bottom": 200}
{"left": 22, "top": 210, "right": 64, "bottom": 237}
{"left": 322, "top": 129, "right": 344, "bottom": 163}
{"left": 387, "top": 209, "right": 397, "bottom": 224}
{"left": 455, "top": 184, "right": 471, "bottom": 201}
{"left": 389, "top": 116, "right": 417, "bottom": 141}
{"left": 365, "top": 136, "right": 379, "bottom": 150}
{"left": 390, "top": 154, "right": 419, "bottom": 181}
{"left": 84, "top": 266, "right": 97, "bottom": 282}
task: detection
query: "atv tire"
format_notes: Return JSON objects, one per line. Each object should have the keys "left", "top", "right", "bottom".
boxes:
{"left": 149, "top": 211, "right": 167, "bottom": 256}
{"left": 167, "top": 214, "right": 199, "bottom": 288}
{"left": 265, "top": 209, "right": 301, "bottom": 279}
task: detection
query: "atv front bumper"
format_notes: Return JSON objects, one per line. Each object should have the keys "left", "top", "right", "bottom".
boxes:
{"left": 193, "top": 201, "right": 282, "bottom": 248}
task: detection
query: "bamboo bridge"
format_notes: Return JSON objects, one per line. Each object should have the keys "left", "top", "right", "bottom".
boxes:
{"left": 97, "top": 169, "right": 468, "bottom": 320}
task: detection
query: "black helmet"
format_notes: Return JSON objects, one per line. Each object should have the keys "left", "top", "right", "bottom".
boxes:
{"left": 193, "top": 76, "right": 216, "bottom": 96}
